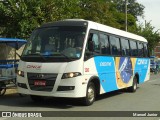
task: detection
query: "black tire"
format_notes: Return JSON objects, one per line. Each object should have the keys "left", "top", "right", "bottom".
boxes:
{"left": 82, "top": 82, "right": 96, "bottom": 106}
{"left": 0, "top": 83, "right": 6, "bottom": 96}
{"left": 128, "top": 76, "right": 137, "bottom": 92}
{"left": 19, "top": 93, "right": 26, "bottom": 97}
{"left": 30, "top": 95, "right": 44, "bottom": 102}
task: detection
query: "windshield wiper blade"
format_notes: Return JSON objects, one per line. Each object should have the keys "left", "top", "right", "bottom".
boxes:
{"left": 24, "top": 53, "right": 47, "bottom": 61}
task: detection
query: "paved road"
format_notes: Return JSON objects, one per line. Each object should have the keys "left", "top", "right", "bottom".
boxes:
{"left": 0, "top": 73, "right": 160, "bottom": 120}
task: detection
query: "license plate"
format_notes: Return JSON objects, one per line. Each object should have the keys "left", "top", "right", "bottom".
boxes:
{"left": 34, "top": 80, "right": 46, "bottom": 86}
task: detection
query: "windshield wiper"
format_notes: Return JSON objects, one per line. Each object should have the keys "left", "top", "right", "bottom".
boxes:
{"left": 24, "top": 53, "right": 47, "bottom": 61}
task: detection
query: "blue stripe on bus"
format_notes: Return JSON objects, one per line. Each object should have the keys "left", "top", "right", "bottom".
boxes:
{"left": 94, "top": 56, "right": 149, "bottom": 92}
{"left": 94, "top": 56, "right": 118, "bottom": 92}
{"left": 134, "top": 58, "right": 149, "bottom": 83}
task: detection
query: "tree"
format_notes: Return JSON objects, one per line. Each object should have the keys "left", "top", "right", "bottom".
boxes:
{"left": 136, "top": 22, "right": 160, "bottom": 52}
{"left": 53, "top": 0, "right": 81, "bottom": 20}
{"left": 106, "top": 0, "right": 144, "bottom": 20}
{"left": 0, "top": 0, "right": 145, "bottom": 39}
{"left": 0, "top": 0, "right": 83, "bottom": 38}
{"left": 0, "top": 0, "right": 47, "bottom": 38}
{"left": 79, "top": 0, "right": 121, "bottom": 28}
{"left": 105, "top": 0, "right": 138, "bottom": 32}
{"left": 0, "top": 0, "right": 124, "bottom": 38}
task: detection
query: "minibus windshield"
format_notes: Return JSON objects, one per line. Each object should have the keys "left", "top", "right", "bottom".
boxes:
{"left": 21, "top": 26, "right": 86, "bottom": 62}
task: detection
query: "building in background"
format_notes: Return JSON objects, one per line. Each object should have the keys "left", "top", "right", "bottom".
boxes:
{"left": 154, "top": 42, "right": 160, "bottom": 58}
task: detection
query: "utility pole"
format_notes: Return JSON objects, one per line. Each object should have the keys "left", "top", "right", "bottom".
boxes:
{"left": 125, "top": 0, "right": 128, "bottom": 32}
{"left": 145, "top": 20, "right": 146, "bottom": 28}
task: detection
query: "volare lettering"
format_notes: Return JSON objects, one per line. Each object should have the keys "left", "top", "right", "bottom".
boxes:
{"left": 27, "top": 65, "right": 41, "bottom": 69}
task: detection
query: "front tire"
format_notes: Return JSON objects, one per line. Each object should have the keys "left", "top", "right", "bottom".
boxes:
{"left": 82, "top": 82, "right": 96, "bottom": 106}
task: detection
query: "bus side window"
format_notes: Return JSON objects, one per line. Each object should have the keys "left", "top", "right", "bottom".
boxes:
{"left": 87, "top": 32, "right": 100, "bottom": 54}
{"left": 121, "top": 38, "right": 130, "bottom": 56}
{"left": 109, "top": 36, "right": 121, "bottom": 56}
{"left": 137, "top": 42, "right": 144, "bottom": 57}
{"left": 143, "top": 43, "right": 148, "bottom": 57}
{"left": 130, "top": 40, "right": 138, "bottom": 57}
{"left": 99, "top": 33, "right": 110, "bottom": 55}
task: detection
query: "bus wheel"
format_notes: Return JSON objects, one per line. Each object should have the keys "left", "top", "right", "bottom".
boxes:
{"left": 30, "top": 95, "right": 44, "bottom": 102}
{"left": 128, "top": 76, "right": 137, "bottom": 92}
{"left": 83, "top": 82, "right": 95, "bottom": 106}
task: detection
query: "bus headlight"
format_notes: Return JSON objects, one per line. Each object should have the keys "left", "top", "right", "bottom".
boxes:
{"left": 62, "top": 72, "right": 81, "bottom": 79}
{"left": 17, "top": 70, "right": 24, "bottom": 77}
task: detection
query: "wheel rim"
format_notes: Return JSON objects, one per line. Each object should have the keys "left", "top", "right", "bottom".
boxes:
{"left": 133, "top": 83, "right": 137, "bottom": 90}
{"left": 133, "top": 78, "right": 137, "bottom": 90}
{"left": 0, "top": 83, "right": 6, "bottom": 96}
{"left": 0, "top": 88, "right": 6, "bottom": 96}
{"left": 87, "top": 86, "right": 95, "bottom": 103}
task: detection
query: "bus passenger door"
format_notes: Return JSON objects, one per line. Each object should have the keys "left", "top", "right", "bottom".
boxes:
{"left": 84, "top": 31, "right": 118, "bottom": 93}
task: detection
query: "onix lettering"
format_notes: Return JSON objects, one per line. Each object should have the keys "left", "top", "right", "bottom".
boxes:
{"left": 137, "top": 60, "right": 148, "bottom": 65}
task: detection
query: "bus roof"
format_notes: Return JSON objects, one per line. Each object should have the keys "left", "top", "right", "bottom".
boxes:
{"left": 86, "top": 20, "right": 147, "bottom": 43}
{"left": 41, "top": 19, "right": 147, "bottom": 43}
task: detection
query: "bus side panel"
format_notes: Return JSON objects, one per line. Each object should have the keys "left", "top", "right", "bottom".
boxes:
{"left": 115, "top": 57, "right": 150, "bottom": 88}
{"left": 134, "top": 58, "right": 150, "bottom": 83}
{"left": 93, "top": 56, "right": 135, "bottom": 93}
{"left": 85, "top": 56, "right": 150, "bottom": 95}
{"left": 115, "top": 57, "right": 133, "bottom": 89}
{"left": 94, "top": 56, "right": 118, "bottom": 93}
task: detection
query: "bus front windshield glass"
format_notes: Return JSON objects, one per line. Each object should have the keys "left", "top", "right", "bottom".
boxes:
{"left": 22, "top": 26, "right": 86, "bottom": 62}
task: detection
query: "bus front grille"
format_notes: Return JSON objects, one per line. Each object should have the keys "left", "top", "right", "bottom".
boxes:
{"left": 27, "top": 73, "right": 58, "bottom": 92}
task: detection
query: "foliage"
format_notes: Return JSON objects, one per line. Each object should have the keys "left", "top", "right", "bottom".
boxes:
{"left": 0, "top": 0, "right": 140, "bottom": 38}
{"left": 106, "top": 0, "right": 144, "bottom": 20}
{"left": 0, "top": 0, "right": 55, "bottom": 38}
{"left": 0, "top": 0, "right": 159, "bottom": 52}
{"left": 136, "top": 22, "right": 160, "bottom": 52}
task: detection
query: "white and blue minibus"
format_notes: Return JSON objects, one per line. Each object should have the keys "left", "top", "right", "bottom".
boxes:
{"left": 17, "top": 19, "right": 150, "bottom": 105}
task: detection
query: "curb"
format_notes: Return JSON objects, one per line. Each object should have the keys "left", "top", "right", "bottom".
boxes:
{"left": 5, "top": 88, "right": 18, "bottom": 95}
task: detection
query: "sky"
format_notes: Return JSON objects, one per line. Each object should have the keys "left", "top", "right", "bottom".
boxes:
{"left": 138, "top": 0, "right": 160, "bottom": 31}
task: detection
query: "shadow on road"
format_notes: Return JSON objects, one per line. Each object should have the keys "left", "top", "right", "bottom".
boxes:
{"left": 96, "top": 87, "right": 140, "bottom": 101}
{"left": 0, "top": 93, "right": 76, "bottom": 109}
{"left": 0, "top": 88, "right": 137, "bottom": 109}
{"left": 152, "top": 83, "right": 160, "bottom": 86}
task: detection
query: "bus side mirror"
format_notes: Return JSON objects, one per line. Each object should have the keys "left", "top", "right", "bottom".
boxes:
{"left": 88, "top": 41, "right": 95, "bottom": 52}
